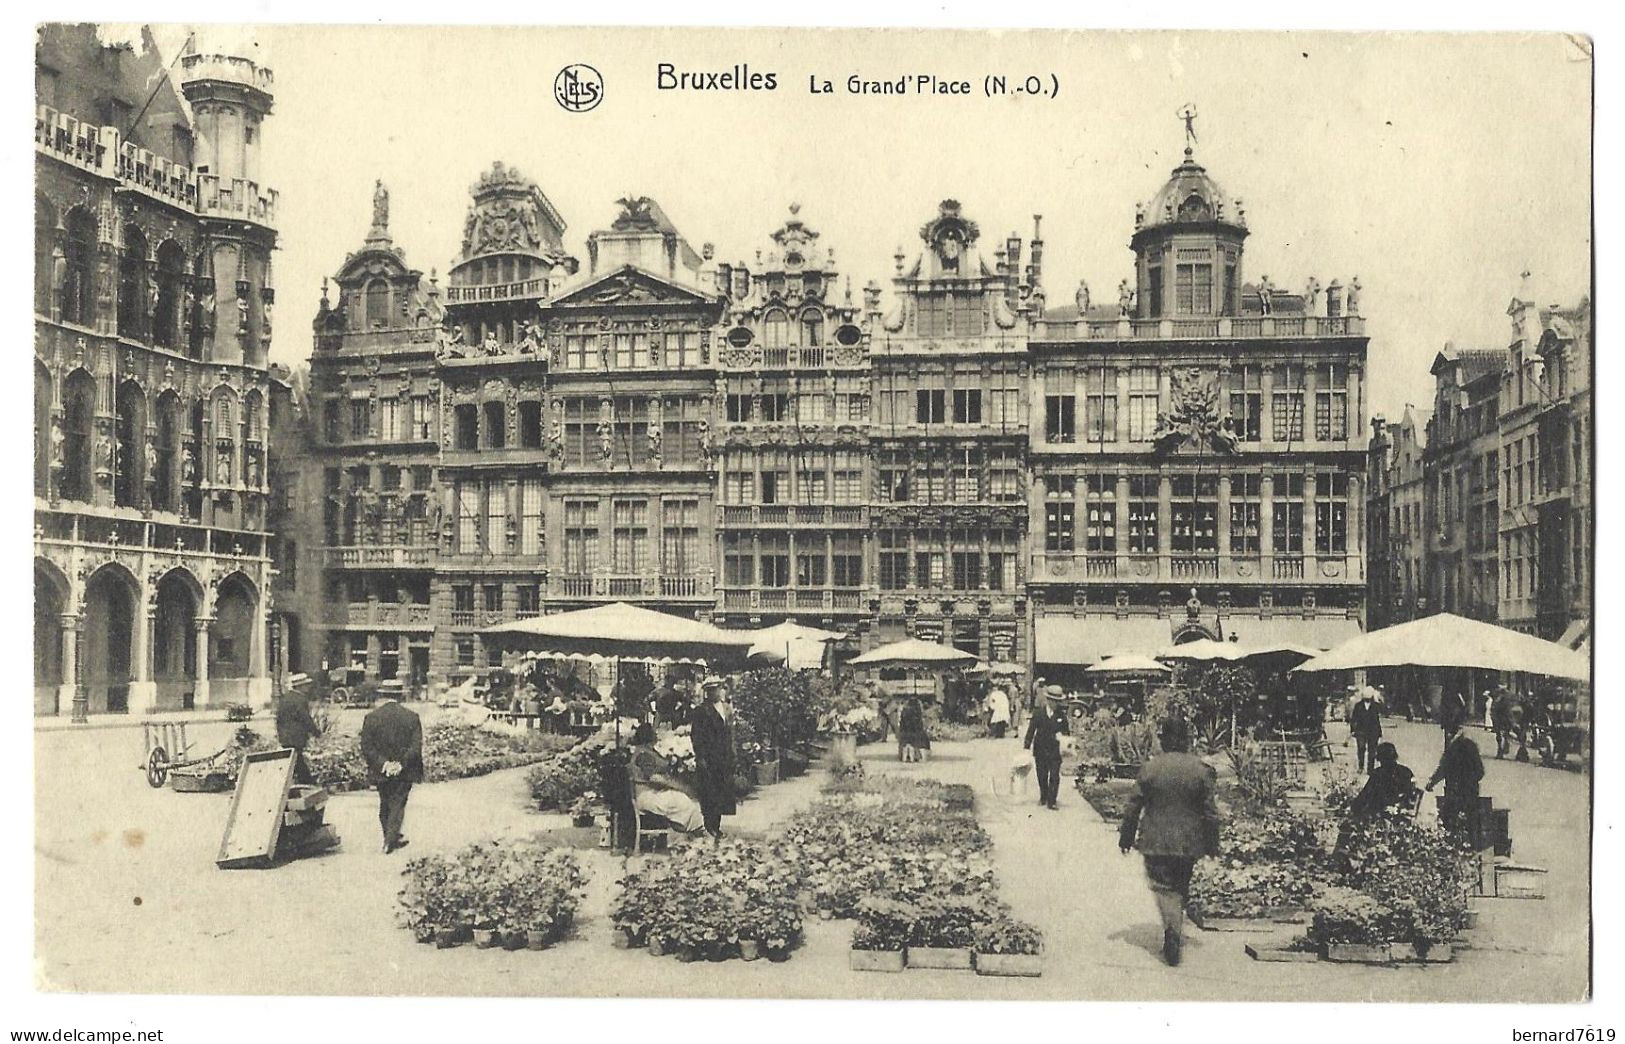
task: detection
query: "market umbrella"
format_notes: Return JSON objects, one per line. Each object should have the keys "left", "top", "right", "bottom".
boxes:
{"left": 988, "top": 662, "right": 1028, "bottom": 677}
{"left": 485, "top": 602, "right": 753, "bottom": 660}
{"left": 748, "top": 621, "right": 846, "bottom": 663}
{"left": 1294, "top": 613, "right": 1590, "bottom": 682}
{"left": 1084, "top": 653, "right": 1172, "bottom": 675}
{"left": 1238, "top": 642, "right": 1326, "bottom": 665}
{"left": 848, "top": 638, "right": 979, "bottom": 669}
{"left": 1157, "top": 638, "right": 1247, "bottom": 663}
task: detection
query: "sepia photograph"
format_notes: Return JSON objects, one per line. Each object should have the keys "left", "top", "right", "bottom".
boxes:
{"left": 22, "top": 18, "right": 1596, "bottom": 1016}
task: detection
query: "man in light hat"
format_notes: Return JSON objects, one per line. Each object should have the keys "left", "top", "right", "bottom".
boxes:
{"left": 1024, "top": 684, "right": 1070, "bottom": 809}
{"left": 690, "top": 675, "right": 737, "bottom": 839}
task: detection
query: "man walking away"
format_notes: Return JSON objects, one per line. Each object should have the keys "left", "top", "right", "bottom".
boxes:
{"left": 1439, "top": 688, "right": 1470, "bottom": 748}
{"left": 360, "top": 690, "right": 424, "bottom": 854}
{"left": 1024, "top": 685, "right": 1069, "bottom": 809}
{"left": 691, "top": 675, "right": 737, "bottom": 840}
{"left": 987, "top": 685, "right": 1012, "bottom": 739}
{"left": 1426, "top": 721, "right": 1485, "bottom": 835}
{"left": 1349, "top": 687, "right": 1383, "bottom": 774}
{"left": 275, "top": 685, "right": 320, "bottom": 785}
{"left": 1491, "top": 688, "right": 1516, "bottom": 759}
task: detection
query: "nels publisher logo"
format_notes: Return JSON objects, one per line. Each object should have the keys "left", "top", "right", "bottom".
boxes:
{"left": 554, "top": 64, "right": 603, "bottom": 113}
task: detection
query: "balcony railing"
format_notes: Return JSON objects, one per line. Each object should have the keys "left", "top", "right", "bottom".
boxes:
{"left": 1273, "top": 556, "right": 1306, "bottom": 580}
{"left": 719, "top": 504, "right": 868, "bottom": 527}
{"left": 445, "top": 278, "right": 551, "bottom": 303}
{"left": 345, "top": 602, "right": 434, "bottom": 627}
{"left": 1035, "top": 313, "right": 1365, "bottom": 341}
{"left": 1085, "top": 559, "right": 1117, "bottom": 579}
{"left": 324, "top": 545, "right": 437, "bottom": 568}
{"left": 1171, "top": 556, "right": 1219, "bottom": 580}
{"left": 551, "top": 574, "right": 712, "bottom": 600}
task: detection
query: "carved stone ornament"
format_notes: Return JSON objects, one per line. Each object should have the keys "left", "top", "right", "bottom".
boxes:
{"left": 1150, "top": 367, "right": 1241, "bottom": 455}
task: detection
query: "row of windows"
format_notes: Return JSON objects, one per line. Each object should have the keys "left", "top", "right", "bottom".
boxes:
{"left": 721, "top": 532, "right": 865, "bottom": 587}
{"left": 1042, "top": 471, "right": 1350, "bottom": 555}
{"left": 558, "top": 497, "right": 702, "bottom": 575}
{"left": 875, "top": 528, "right": 1021, "bottom": 591}
{"left": 560, "top": 331, "right": 704, "bottom": 371}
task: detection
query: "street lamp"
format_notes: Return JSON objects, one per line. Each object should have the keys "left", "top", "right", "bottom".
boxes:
{"left": 70, "top": 625, "right": 88, "bottom": 724}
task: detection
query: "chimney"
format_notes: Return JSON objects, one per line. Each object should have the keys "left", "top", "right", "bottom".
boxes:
{"left": 1027, "top": 215, "right": 1044, "bottom": 292}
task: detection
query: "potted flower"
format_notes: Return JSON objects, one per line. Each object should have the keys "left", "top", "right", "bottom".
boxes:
{"left": 1308, "top": 886, "right": 1393, "bottom": 963}
{"left": 568, "top": 791, "right": 599, "bottom": 828}
{"left": 973, "top": 917, "right": 1044, "bottom": 977}
{"left": 849, "top": 923, "right": 906, "bottom": 973}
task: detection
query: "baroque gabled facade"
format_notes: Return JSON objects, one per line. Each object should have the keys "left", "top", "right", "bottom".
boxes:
{"left": 1028, "top": 142, "right": 1368, "bottom": 670}
{"left": 34, "top": 25, "right": 281, "bottom": 715}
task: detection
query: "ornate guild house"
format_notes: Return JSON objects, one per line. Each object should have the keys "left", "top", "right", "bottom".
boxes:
{"left": 34, "top": 26, "right": 285, "bottom": 716}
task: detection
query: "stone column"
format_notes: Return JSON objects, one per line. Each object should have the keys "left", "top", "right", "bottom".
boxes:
{"left": 1261, "top": 368, "right": 1276, "bottom": 446}
{"left": 1303, "top": 471, "right": 1319, "bottom": 572}
{"left": 1115, "top": 473, "right": 1131, "bottom": 573}
{"left": 247, "top": 583, "right": 271, "bottom": 706}
{"left": 1114, "top": 367, "right": 1131, "bottom": 445}
{"left": 1217, "top": 474, "right": 1233, "bottom": 562}
{"left": 1348, "top": 472, "right": 1364, "bottom": 581}
{"left": 58, "top": 613, "right": 79, "bottom": 718}
{"left": 193, "top": 617, "right": 213, "bottom": 708}
{"left": 129, "top": 605, "right": 157, "bottom": 714}
{"left": 1260, "top": 472, "right": 1275, "bottom": 576}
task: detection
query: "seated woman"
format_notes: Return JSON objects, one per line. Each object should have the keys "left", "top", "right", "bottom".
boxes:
{"left": 628, "top": 723, "right": 706, "bottom": 834}
{"left": 1348, "top": 742, "right": 1417, "bottom": 818}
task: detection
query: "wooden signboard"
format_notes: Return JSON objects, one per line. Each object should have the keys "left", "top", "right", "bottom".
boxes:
{"left": 217, "top": 748, "right": 297, "bottom": 869}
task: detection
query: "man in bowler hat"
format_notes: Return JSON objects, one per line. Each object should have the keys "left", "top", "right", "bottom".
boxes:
{"left": 690, "top": 675, "right": 737, "bottom": 839}
{"left": 360, "top": 689, "right": 424, "bottom": 854}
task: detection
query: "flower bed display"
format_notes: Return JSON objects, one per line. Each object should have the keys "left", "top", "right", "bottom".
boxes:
{"left": 973, "top": 917, "right": 1045, "bottom": 977}
{"left": 527, "top": 736, "right": 616, "bottom": 811}
{"left": 610, "top": 839, "right": 803, "bottom": 962}
{"left": 1073, "top": 774, "right": 1138, "bottom": 822}
{"left": 298, "top": 724, "right": 577, "bottom": 792}
{"left": 397, "top": 840, "right": 588, "bottom": 950}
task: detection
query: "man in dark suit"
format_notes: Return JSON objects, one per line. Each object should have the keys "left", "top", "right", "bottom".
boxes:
{"left": 690, "top": 675, "right": 736, "bottom": 839}
{"left": 1024, "top": 685, "right": 1069, "bottom": 809}
{"left": 360, "top": 691, "right": 424, "bottom": 854}
{"left": 275, "top": 686, "right": 320, "bottom": 785}
{"left": 1348, "top": 688, "right": 1383, "bottom": 774}
{"left": 1426, "top": 722, "right": 1485, "bottom": 835}
{"left": 1118, "top": 717, "right": 1221, "bottom": 967}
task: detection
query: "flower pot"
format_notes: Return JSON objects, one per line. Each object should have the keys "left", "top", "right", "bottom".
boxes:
{"left": 739, "top": 939, "right": 761, "bottom": 962}
{"left": 906, "top": 946, "right": 974, "bottom": 970}
{"left": 1396, "top": 941, "right": 1455, "bottom": 963}
{"left": 611, "top": 927, "right": 634, "bottom": 950}
{"left": 648, "top": 937, "right": 667, "bottom": 957}
{"left": 1244, "top": 943, "right": 1320, "bottom": 964}
{"left": 766, "top": 946, "right": 791, "bottom": 963}
{"left": 817, "top": 909, "right": 833, "bottom": 921}
{"left": 571, "top": 814, "right": 596, "bottom": 828}
{"left": 434, "top": 928, "right": 463, "bottom": 949}
{"left": 754, "top": 760, "right": 780, "bottom": 786}
{"left": 1324, "top": 942, "right": 1393, "bottom": 964}
{"left": 676, "top": 948, "right": 700, "bottom": 963}
{"left": 527, "top": 930, "right": 550, "bottom": 951}
{"left": 413, "top": 925, "right": 436, "bottom": 944}
{"left": 473, "top": 929, "right": 500, "bottom": 948}
{"left": 974, "top": 952, "right": 1043, "bottom": 977}
{"left": 502, "top": 931, "right": 528, "bottom": 951}
{"left": 829, "top": 732, "right": 859, "bottom": 771}
{"left": 849, "top": 948, "right": 905, "bottom": 973}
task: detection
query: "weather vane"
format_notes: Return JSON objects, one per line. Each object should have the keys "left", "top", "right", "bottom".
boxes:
{"left": 1177, "top": 103, "right": 1198, "bottom": 152}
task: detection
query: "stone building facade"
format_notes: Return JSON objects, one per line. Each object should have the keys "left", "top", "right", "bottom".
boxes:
{"left": 33, "top": 25, "right": 280, "bottom": 715}
{"left": 1027, "top": 145, "right": 1368, "bottom": 670}
{"left": 295, "top": 135, "right": 1378, "bottom": 686}
{"left": 1364, "top": 405, "right": 1429, "bottom": 631}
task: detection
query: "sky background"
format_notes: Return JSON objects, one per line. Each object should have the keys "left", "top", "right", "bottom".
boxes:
{"left": 153, "top": 26, "right": 1590, "bottom": 425}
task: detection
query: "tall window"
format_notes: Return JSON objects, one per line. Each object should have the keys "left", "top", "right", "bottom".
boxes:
{"left": 153, "top": 243, "right": 184, "bottom": 349}
{"left": 1170, "top": 474, "right": 1218, "bottom": 553}
{"left": 118, "top": 227, "right": 149, "bottom": 340}
{"left": 987, "top": 528, "right": 1018, "bottom": 590}
{"left": 952, "top": 388, "right": 982, "bottom": 424}
{"left": 1084, "top": 368, "right": 1118, "bottom": 443}
{"left": 723, "top": 532, "right": 753, "bottom": 586}
{"left": 759, "top": 533, "right": 790, "bottom": 587}
{"left": 1175, "top": 262, "right": 1212, "bottom": 315}
{"left": 990, "top": 448, "right": 1022, "bottom": 502}
{"left": 800, "top": 310, "right": 823, "bottom": 347}
{"left": 759, "top": 450, "right": 789, "bottom": 504}
{"left": 915, "top": 389, "right": 946, "bottom": 425}
{"left": 914, "top": 529, "right": 946, "bottom": 588}
{"left": 921, "top": 452, "right": 948, "bottom": 503}
{"left": 1314, "top": 362, "right": 1348, "bottom": 440}
{"left": 364, "top": 279, "right": 389, "bottom": 329}
{"left": 58, "top": 373, "right": 90, "bottom": 500}
{"left": 663, "top": 331, "right": 700, "bottom": 368}
{"left": 763, "top": 310, "right": 789, "bottom": 349}
{"left": 1146, "top": 264, "right": 1163, "bottom": 318}
{"left": 611, "top": 499, "right": 648, "bottom": 573}
{"left": 1044, "top": 476, "right": 1075, "bottom": 553}
{"left": 796, "top": 535, "right": 828, "bottom": 587}
{"left": 832, "top": 451, "right": 863, "bottom": 503}
{"left": 350, "top": 398, "right": 371, "bottom": 440}
{"left": 877, "top": 449, "right": 909, "bottom": 503}
{"left": 662, "top": 499, "right": 699, "bottom": 575}
{"left": 799, "top": 452, "right": 829, "bottom": 502}
{"left": 1230, "top": 474, "right": 1262, "bottom": 554}
{"left": 726, "top": 393, "right": 753, "bottom": 423}
{"left": 1227, "top": 366, "right": 1263, "bottom": 442}
{"left": 519, "top": 401, "right": 542, "bottom": 448}
{"left": 485, "top": 481, "right": 506, "bottom": 550}
{"left": 724, "top": 459, "right": 755, "bottom": 504}
{"left": 1272, "top": 364, "right": 1305, "bottom": 442}
{"left": 456, "top": 481, "right": 480, "bottom": 552}
{"left": 760, "top": 386, "right": 790, "bottom": 422}
{"left": 878, "top": 530, "right": 909, "bottom": 589}
{"left": 832, "top": 533, "right": 863, "bottom": 587}
{"left": 520, "top": 479, "right": 543, "bottom": 556}
{"left": 563, "top": 499, "right": 599, "bottom": 574}
{"left": 951, "top": 446, "right": 980, "bottom": 501}
{"left": 1045, "top": 392, "right": 1076, "bottom": 443}
{"left": 34, "top": 197, "right": 55, "bottom": 316}
{"left": 1127, "top": 475, "right": 1159, "bottom": 554}
{"left": 379, "top": 398, "right": 400, "bottom": 441}
{"left": 1127, "top": 367, "right": 1159, "bottom": 442}
{"left": 1085, "top": 475, "right": 1117, "bottom": 554}
{"left": 1315, "top": 471, "right": 1349, "bottom": 554}
{"left": 483, "top": 400, "right": 506, "bottom": 449}
{"left": 565, "top": 334, "right": 596, "bottom": 370}
{"left": 61, "top": 209, "right": 96, "bottom": 327}
{"left": 612, "top": 396, "right": 648, "bottom": 467}
{"left": 951, "top": 528, "right": 982, "bottom": 589}
{"left": 612, "top": 332, "right": 646, "bottom": 369}
{"left": 1273, "top": 474, "right": 1304, "bottom": 554}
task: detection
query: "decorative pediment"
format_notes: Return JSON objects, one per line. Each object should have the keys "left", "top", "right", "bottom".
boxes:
{"left": 553, "top": 266, "right": 713, "bottom": 308}
{"left": 1150, "top": 367, "right": 1241, "bottom": 456}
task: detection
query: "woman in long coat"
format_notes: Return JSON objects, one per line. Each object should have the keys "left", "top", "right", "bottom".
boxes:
{"left": 896, "top": 696, "right": 931, "bottom": 762}
{"left": 1118, "top": 716, "right": 1221, "bottom": 967}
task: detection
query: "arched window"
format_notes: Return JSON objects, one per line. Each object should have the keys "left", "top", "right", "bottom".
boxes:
{"left": 800, "top": 309, "right": 823, "bottom": 347}
{"left": 763, "top": 309, "right": 789, "bottom": 349}
{"left": 213, "top": 390, "right": 236, "bottom": 485}
{"left": 188, "top": 252, "right": 210, "bottom": 359}
{"left": 155, "top": 391, "right": 181, "bottom": 513}
{"left": 35, "top": 196, "right": 56, "bottom": 316}
{"left": 153, "top": 242, "right": 184, "bottom": 349}
{"left": 61, "top": 208, "right": 96, "bottom": 327}
{"left": 34, "top": 363, "right": 52, "bottom": 496}
{"left": 61, "top": 371, "right": 95, "bottom": 502}
{"left": 118, "top": 226, "right": 149, "bottom": 340}
{"left": 114, "top": 381, "right": 145, "bottom": 507}
{"left": 365, "top": 279, "right": 390, "bottom": 329}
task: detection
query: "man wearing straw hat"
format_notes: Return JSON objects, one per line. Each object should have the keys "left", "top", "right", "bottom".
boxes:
{"left": 1024, "top": 685, "right": 1070, "bottom": 809}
